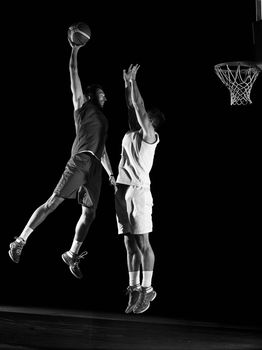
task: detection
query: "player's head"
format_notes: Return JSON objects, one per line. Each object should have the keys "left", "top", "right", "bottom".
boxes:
{"left": 147, "top": 108, "right": 165, "bottom": 130}
{"left": 84, "top": 84, "right": 107, "bottom": 108}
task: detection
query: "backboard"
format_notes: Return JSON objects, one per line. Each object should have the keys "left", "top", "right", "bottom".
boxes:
{"left": 253, "top": 0, "right": 262, "bottom": 68}
{"left": 215, "top": 0, "right": 262, "bottom": 105}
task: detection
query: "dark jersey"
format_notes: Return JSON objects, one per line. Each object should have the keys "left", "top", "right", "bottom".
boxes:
{"left": 71, "top": 101, "right": 108, "bottom": 160}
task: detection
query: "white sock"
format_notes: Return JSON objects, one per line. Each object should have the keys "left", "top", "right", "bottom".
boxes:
{"left": 19, "top": 227, "right": 33, "bottom": 242}
{"left": 70, "top": 240, "right": 83, "bottom": 255}
{"left": 129, "top": 271, "right": 140, "bottom": 287}
{"left": 142, "top": 271, "right": 153, "bottom": 288}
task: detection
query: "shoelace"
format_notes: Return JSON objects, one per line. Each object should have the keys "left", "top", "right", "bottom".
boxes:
{"left": 125, "top": 286, "right": 141, "bottom": 295}
{"left": 73, "top": 251, "right": 88, "bottom": 266}
{"left": 12, "top": 237, "right": 25, "bottom": 254}
{"left": 126, "top": 287, "right": 133, "bottom": 295}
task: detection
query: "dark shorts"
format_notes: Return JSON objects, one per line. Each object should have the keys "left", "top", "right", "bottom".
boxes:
{"left": 53, "top": 152, "right": 102, "bottom": 208}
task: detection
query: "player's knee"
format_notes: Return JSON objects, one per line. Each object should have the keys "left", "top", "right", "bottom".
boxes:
{"left": 44, "top": 194, "right": 63, "bottom": 213}
{"left": 82, "top": 206, "right": 96, "bottom": 222}
{"left": 136, "top": 235, "right": 151, "bottom": 253}
{"left": 124, "top": 234, "right": 137, "bottom": 252}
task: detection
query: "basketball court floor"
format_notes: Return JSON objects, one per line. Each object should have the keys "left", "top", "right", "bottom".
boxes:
{"left": 0, "top": 305, "right": 261, "bottom": 350}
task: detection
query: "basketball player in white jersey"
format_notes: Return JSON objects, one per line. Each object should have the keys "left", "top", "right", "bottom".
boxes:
{"left": 115, "top": 64, "right": 165, "bottom": 314}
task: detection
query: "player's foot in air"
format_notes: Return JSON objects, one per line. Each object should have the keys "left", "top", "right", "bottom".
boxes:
{"left": 125, "top": 285, "right": 141, "bottom": 314}
{"left": 8, "top": 237, "right": 26, "bottom": 263}
{"left": 133, "top": 287, "right": 157, "bottom": 314}
{"left": 61, "top": 250, "right": 88, "bottom": 279}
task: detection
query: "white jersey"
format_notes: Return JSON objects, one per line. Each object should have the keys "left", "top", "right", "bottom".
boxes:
{"left": 117, "top": 130, "right": 159, "bottom": 188}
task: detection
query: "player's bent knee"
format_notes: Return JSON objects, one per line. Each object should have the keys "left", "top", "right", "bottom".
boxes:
{"left": 45, "top": 194, "right": 64, "bottom": 211}
{"left": 82, "top": 206, "right": 96, "bottom": 221}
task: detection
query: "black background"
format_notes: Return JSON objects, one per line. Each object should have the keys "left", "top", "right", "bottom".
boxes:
{"left": 2, "top": 1, "right": 261, "bottom": 326}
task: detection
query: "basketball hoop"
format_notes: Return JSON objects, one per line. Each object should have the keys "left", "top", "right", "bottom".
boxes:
{"left": 214, "top": 61, "right": 261, "bottom": 105}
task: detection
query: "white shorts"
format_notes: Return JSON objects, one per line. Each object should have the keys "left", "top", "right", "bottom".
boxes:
{"left": 115, "top": 184, "right": 153, "bottom": 235}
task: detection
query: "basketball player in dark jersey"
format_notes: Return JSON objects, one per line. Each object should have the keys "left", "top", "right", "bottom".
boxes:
{"left": 8, "top": 37, "right": 116, "bottom": 279}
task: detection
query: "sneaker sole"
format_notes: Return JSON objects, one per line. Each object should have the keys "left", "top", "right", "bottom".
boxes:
{"left": 69, "top": 266, "right": 82, "bottom": 279}
{"left": 8, "top": 250, "right": 19, "bottom": 263}
{"left": 125, "top": 305, "right": 136, "bottom": 314}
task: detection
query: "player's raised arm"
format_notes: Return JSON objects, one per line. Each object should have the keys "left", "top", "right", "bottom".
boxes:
{"left": 68, "top": 40, "right": 85, "bottom": 111}
{"left": 129, "top": 64, "right": 145, "bottom": 109}
{"left": 123, "top": 65, "right": 140, "bottom": 131}
{"left": 129, "top": 66, "right": 156, "bottom": 143}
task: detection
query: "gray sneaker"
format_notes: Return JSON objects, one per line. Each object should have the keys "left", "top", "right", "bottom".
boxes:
{"left": 8, "top": 238, "right": 26, "bottom": 263}
{"left": 133, "top": 287, "right": 157, "bottom": 314}
{"left": 61, "top": 251, "right": 87, "bottom": 279}
{"left": 125, "top": 285, "right": 141, "bottom": 314}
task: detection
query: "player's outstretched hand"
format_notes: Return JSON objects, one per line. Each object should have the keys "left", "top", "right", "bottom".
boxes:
{"left": 68, "top": 37, "right": 85, "bottom": 48}
{"left": 131, "top": 64, "right": 140, "bottom": 80}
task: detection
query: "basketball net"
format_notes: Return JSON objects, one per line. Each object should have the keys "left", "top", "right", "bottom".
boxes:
{"left": 214, "top": 62, "right": 261, "bottom": 105}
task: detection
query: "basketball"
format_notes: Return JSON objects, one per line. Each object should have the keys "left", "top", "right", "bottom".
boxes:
{"left": 68, "top": 22, "right": 91, "bottom": 46}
